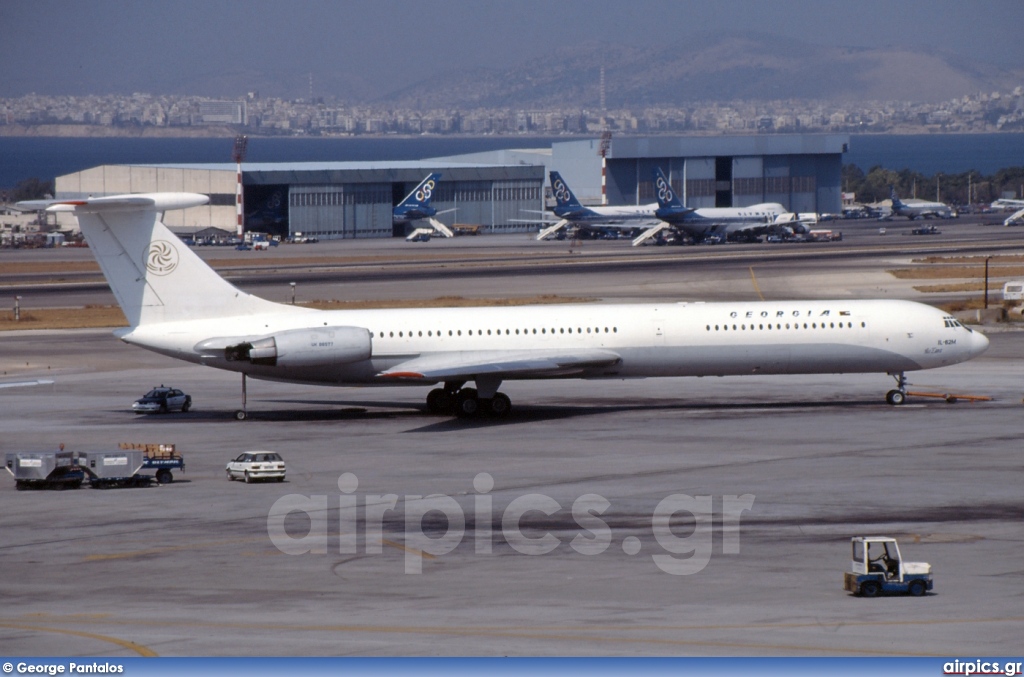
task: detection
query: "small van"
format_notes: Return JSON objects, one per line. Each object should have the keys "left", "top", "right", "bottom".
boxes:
{"left": 1003, "top": 281, "right": 1024, "bottom": 302}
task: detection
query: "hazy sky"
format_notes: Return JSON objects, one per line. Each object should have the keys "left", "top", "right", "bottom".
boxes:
{"left": 3, "top": 0, "right": 1023, "bottom": 100}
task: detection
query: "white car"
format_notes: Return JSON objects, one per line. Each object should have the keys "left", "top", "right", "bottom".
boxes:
{"left": 225, "top": 451, "right": 286, "bottom": 483}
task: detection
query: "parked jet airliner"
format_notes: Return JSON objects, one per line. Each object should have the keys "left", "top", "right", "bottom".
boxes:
{"left": 884, "top": 187, "right": 954, "bottom": 220}
{"left": 17, "top": 193, "right": 989, "bottom": 419}
{"left": 533, "top": 171, "right": 671, "bottom": 240}
{"left": 650, "top": 168, "right": 798, "bottom": 241}
{"left": 392, "top": 173, "right": 455, "bottom": 237}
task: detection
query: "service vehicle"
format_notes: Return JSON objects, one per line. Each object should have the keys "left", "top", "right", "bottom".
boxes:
{"left": 844, "top": 536, "right": 933, "bottom": 597}
{"left": 83, "top": 443, "right": 185, "bottom": 487}
{"left": 807, "top": 229, "right": 843, "bottom": 242}
{"left": 1003, "top": 281, "right": 1024, "bottom": 302}
{"left": 5, "top": 449, "right": 85, "bottom": 490}
{"left": 132, "top": 385, "right": 191, "bottom": 414}
{"left": 226, "top": 451, "right": 286, "bottom": 483}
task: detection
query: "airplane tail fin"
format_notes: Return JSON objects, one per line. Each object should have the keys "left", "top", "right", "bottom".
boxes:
{"left": 653, "top": 168, "right": 684, "bottom": 210}
{"left": 889, "top": 186, "right": 904, "bottom": 208}
{"left": 549, "top": 171, "right": 583, "bottom": 211}
{"left": 397, "top": 173, "right": 441, "bottom": 211}
{"left": 18, "top": 193, "right": 288, "bottom": 327}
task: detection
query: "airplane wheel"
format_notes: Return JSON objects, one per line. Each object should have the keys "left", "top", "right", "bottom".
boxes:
{"left": 885, "top": 390, "right": 906, "bottom": 406}
{"left": 426, "top": 388, "right": 453, "bottom": 415}
{"left": 455, "top": 388, "right": 479, "bottom": 418}
{"left": 487, "top": 393, "right": 512, "bottom": 418}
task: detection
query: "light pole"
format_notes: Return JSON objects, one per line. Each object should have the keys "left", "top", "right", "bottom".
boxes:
{"left": 984, "top": 256, "right": 993, "bottom": 309}
{"left": 290, "top": 282, "right": 296, "bottom": 305}
{"left": 14, "top": 296, "right": 21, "bottom": 321}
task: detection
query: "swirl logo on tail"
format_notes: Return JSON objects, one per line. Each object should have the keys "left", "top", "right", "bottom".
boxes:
{"left": 415, "top": 179, "right": 436, "bottom": 202}
{"left": 553, "top": 180, "right": 570, "bottom": 203}
{"left": 656, "top": 177, "right": 674, "bottom": 203}
{"left": 145, "top": 240, "right": 179, "bottom": 276}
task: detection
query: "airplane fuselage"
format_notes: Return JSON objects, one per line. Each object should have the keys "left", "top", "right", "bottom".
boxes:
{"left": 554, "top": 203, "right": 660, "bottom": 224}
{"left": 120, "top": 299, "right": 988, "bottom": 388}
{"left": 890, "top": 199, "right": 953, "bottom": 220}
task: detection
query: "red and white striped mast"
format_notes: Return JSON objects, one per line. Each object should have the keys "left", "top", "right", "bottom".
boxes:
{"left": 598, "top": 130, "right": 612, "bottom": 206}
{"left": 598, "top": 65, "right": 611, "bottom": 205}
{"left": 232, "top": 135, "right": 248, "bottom": 237}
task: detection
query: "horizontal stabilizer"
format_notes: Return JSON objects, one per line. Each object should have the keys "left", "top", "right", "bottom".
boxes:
{"left": 17, "top": 193, "right": 209, "bottom": 213}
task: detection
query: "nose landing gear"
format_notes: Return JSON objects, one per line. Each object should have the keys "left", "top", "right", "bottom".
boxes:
{"left": 885, "top": 372, "right": 908, "bottom": 406}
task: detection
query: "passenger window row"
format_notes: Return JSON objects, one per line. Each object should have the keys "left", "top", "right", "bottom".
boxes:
{"left": 707, "top": 321, "right": 864, "bottom": 331}
{"left": 376, "top": 327, "right": 619, "bottom": 339}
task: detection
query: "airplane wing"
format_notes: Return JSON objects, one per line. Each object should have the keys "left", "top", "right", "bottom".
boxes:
{"left": 378, "top": 348, "right": 621, "bottom": 382}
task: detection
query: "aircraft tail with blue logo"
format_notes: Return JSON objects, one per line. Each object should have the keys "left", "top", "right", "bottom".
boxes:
{"left": 394, "top": 173, "right": 441, "bottom": 223}
{"left": 549, "top": 171, "right": 586, "bottom": 215}
{"left": 889, "top": 186, "right": 907, "bottom": 210}
{"left": 651, "top": 168, "right": 696, "bottom": 223}
{"left": 652, "top": 167, "right": 686, "bottom": 210}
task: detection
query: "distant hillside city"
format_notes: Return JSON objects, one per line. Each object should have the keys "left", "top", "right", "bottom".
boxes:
{"left": 3, "top": 86, "right": 1024, "bottom": 137}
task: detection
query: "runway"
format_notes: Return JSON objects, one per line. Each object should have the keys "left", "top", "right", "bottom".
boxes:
{"left": 1, "top": 226, "right": 1023, "bottom": 656}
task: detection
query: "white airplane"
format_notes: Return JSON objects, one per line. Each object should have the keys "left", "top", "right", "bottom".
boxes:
{"left": 17, "top": 193, "right": 990, "bottom": 418}
{"left": 638, "top": 168, "right": 809, "bottom": 245}
{"left": 989, "top": 199, "right": 1024, "bottom": 226}
{"left": 884, "top": 187, "right": 954, "bottom": 220}
{"left": 989, "top": 198, "right": 1024, "bottom": 212}
{"left": 532, "top": 172, "right": 668, "bottom": 240}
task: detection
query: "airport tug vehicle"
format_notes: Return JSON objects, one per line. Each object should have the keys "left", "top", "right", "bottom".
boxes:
{"left": 844, "top": 536, "right": 933, "bottom": 597}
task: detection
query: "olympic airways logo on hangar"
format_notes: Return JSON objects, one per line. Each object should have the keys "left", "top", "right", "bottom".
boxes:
{"left": 145, "top": 240, "right": 180, "bottom": 276}
{"left": 415, "top": 179, "right": 436, "bottom": 202}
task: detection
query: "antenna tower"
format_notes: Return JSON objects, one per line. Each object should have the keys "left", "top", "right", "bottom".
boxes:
{"left": 232, "top": 135, "right": 248, "bottom": 237}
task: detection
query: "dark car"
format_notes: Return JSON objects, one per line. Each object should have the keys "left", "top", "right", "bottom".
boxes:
{"left": 132, "top": 386, "right": 191, "bottom": 414}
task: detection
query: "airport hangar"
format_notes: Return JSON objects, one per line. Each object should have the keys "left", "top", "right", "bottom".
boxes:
{"left": 51, "top": 134, "right": 848, "bottom": 239}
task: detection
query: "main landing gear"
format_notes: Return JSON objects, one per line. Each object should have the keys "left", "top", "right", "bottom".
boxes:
{"left": 425, "top": 380, "right": 512, "bottom": 418}
{"left": 233, "top": 373, "right": 249, "bottom": 421}
{"left": 885, "top": 372, "right": 908, "bottom": 406}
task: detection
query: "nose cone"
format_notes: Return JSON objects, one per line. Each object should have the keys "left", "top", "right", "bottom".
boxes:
{"left": 971, "top": 329, "right": 990, "bottom": 357}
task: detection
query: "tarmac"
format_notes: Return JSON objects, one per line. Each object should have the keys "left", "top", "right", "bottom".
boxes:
{"left": 1, "top": 228, "right": 1023, "bottom": 657}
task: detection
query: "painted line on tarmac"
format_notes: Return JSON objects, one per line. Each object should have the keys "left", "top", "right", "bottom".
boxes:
{"left": 82, "top": 536, "right": 266, "bottom": 562}
{"left": 0, "top": 621, "right": 158, "bottom": 657}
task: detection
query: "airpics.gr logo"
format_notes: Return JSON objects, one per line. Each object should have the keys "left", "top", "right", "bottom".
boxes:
{"left": 145, "top": 240, "right": 179, "bottom": 276}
